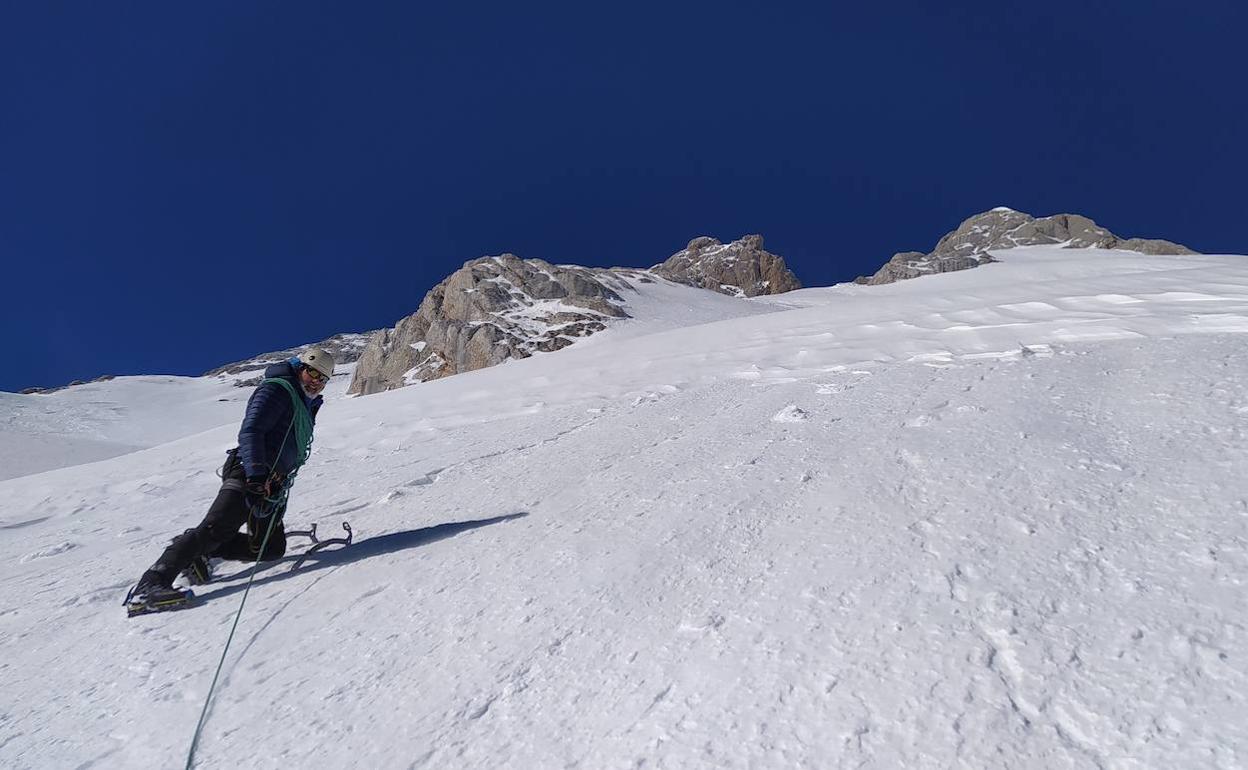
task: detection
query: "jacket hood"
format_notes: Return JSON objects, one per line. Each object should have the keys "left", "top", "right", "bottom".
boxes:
{"left": 263, "top": 360, "right": 298, "bottom": 382}
{"left": 262, "top": 359, "right": 323, "bottom": 408}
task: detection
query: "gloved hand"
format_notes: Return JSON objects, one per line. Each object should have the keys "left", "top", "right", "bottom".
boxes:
{"left": 245, "top": 475, "right": 272, "bottom": 499}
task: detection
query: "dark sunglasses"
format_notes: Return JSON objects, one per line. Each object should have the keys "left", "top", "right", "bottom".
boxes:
{"left": 303, "top": 367, "right": 329, "bottom": 385}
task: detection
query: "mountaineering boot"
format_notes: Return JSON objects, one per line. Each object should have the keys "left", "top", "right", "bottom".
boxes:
{"left": 180, "top": 555, "right": 213, "bottom": 586}
{"left": 124, "top": 570, "right": 195, "bottom": 618}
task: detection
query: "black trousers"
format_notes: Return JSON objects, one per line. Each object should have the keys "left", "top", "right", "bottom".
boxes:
{"left": 149, "top": 450, "right": 288, "bottom": 580}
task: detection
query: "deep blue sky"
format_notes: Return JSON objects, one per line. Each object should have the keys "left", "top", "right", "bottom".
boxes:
{"left": 2, "top": 2, "right": 1245, "bottom": 391}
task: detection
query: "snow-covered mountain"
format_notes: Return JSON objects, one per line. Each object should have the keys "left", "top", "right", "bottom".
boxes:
{"left": 858, "top": 207, "right": 1196, "bottom": 285}
{"left": 22, "top": 212, "right": 1190, "bottom": 399}
{"left": 268, "top": 212, "right": 1196, "bottom": 397}
{"left": 348, "top": 256, "right": 636, "bottom": 395}
{"left": 651, "top": 234, "right": 801, "bottom": 297}
{"left": 0, "top": 343, "right": 369, "bottom": 481}
{"left": 349, "top": 235, "right": 800, "bottom": 395}
{"left": 2, "top": 243, "right": 1246, "bottom": 768}
{"left": 205, "top": 332, "right": 376, "bottom": 384}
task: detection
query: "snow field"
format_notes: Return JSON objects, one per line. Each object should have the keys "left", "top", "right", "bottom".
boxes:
{"left": 1, "top": 247, "right": 1247, "bottom": 768}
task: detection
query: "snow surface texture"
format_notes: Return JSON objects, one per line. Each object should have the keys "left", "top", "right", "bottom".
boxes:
{"left": 0, "top": 364, "right": 358, "bottom": 482}
{"left": 1, "top": 247, "right": 1247, "bottom": 768}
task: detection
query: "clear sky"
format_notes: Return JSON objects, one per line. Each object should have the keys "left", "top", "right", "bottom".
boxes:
{"left": 2, "top": 1, "right": 1244, "bottom": 392}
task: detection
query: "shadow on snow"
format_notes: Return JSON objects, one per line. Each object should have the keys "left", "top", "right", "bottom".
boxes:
{"left": 200, "top": 512, "right": 529, "bottom": 603}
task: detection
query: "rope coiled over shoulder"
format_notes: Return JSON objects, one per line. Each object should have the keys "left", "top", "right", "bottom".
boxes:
{"left": 262, "top": 376, "right": 314, "bottom": 472}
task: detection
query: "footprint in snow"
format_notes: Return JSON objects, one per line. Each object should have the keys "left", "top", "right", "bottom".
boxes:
{"left": 20, "top": 542, "right": 79, "bottom": 563}
{"left": 815, "top": 382, "right": 851, "bottom": 395}
{"left": 330, "top": 502, "right": 372, "bottom": 517}
{"left": 772, "top": 405, "right": 809, "bottom": 423}
{"left": 905, "top": 399, "right": 985, "bottom": 427}
{"left": 377, "top": 490, "right": 405, "bottom": 504}
{"left": 679, "top": 613, "right": 727, "bottom": 633}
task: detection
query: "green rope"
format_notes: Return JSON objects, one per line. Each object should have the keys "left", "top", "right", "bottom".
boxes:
{"left": 185, "top": 377, "right": 314, "bottom": 769}
{"left": 184, "top": 503, "right": 283, "bottom": 770}
{"left": 260, "top": 377, "right": 315, "bottom": 472}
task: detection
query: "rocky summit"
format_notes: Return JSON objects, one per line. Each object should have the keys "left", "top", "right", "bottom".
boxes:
{"left": 857, "top": 207, "right": 1196, "bottom": 285}
{"left": 348, "top": 236, "right": 802, "bottom": 395}
{"left": 347, "top": 256, "right": 636, "bottom": 395}
{"left": 652, "top": 234, "right": 801, "bottom": 297}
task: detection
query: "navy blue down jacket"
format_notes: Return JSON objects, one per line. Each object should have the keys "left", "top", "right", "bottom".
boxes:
{"left": 237, "top": 360, "right": 322, "bottom": 480}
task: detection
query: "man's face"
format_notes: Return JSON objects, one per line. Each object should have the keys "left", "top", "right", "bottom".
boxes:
{"left": 300, "top": 365, "right": 329, "bottom": 395}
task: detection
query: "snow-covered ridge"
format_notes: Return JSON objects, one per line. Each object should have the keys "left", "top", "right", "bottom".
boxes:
{"left": 347, "top": 256, "right": 635, "bottom": 395}
{"left": 0, "top": 363, "right": 360, "bottom": 482}
{"left": 349, "top": 235, "right": 803, "bottom": 396}
{"left": 859, "top": 207, "right": 1196, "bottom": 285}
{"left": 5, "top": 246, "right": 1244, "bottom": 481}
{"left": 1, "top": 246, "right": 1246, "bottom": 767}
{"left": 652, "top": 234, "right": 800, "bottom": 298}
{"left": 205, "top": 332, "right": 376, "bottom": 385}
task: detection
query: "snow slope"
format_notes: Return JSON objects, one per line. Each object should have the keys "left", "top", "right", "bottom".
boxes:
{"left": 0, "top": 277, "right": 777, "bottom": 483}
{"left": 0, "top": 366, "right": 358, "bottom": 482}
{"left": 2, "top": 247, "right": 1246, "bottom": 768}
{"left": 0, "top": 376, "right": 247, "bottom": 482}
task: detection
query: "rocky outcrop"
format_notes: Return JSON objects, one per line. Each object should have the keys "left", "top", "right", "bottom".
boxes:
{"left": 206, "top": 332, "right": 377, "bottom": 387}
{"left": 858, "top": 208, "right": 1196, "bottom": 285}
{"left": 348, "top": 256, "right": 632, "bottom": 395}
{"left": 652, "top": 235, "right": 801, "bottom": 297}
{"left": 26, "top": 233, "right": 802, "bottom": 395}
{"left": 348, "top": 236, "right": 802, "bottom": 396}
{"left": 18, "top": 333, "right": 376, "bottom": 393}
{"left": 19, "top": 375, "right": 117, "bottom": 395}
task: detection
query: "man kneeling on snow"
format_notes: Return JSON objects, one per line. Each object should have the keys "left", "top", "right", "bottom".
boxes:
{"left": 125, "top": 347, "right": 334, "bottom": 614}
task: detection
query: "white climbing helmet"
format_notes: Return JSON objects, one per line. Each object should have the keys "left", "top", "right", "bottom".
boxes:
{"left": 299, "top": 347, "right": 336, "bottom": 379}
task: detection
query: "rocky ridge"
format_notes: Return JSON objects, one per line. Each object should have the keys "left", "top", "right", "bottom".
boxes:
{"left": 652, "top": 235, "right": 801, "bottom": 297}
{"left": 348, "top": 236, "right": 801, "bottom": 395}
{"left": 857, "top": 207, "right": 1196, "bottom": 285}
{"left": 206, "top": 332, "right": 376, "bottom": 387}
{"left": 18, "top": 375, "right": 117, "bottom": 396}
{"left": 18, "top": 333, "right": 375, "bottom": 394}
{"left": 348, "top": 256, "right": 637, "bottom": 396}
{"left": 14, "top": 235, "right": 799, "bottom": 396}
